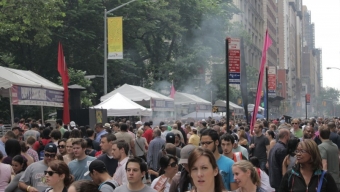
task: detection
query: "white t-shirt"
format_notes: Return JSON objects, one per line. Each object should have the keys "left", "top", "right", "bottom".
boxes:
{"left": 258, "top": 168, "right": 275, "bottom": 192}
{"left": 151, "top": 176, "right": 170, "bottom": 192}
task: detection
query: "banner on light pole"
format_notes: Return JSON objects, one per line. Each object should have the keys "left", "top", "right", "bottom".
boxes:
{"left": 107, "top": 17, "right": 123, "bottom": 59}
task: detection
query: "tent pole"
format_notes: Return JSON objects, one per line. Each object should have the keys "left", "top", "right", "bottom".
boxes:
{"left": 41, "top": 106, "right": 44, "bottom": 126}
{"left": 9, "top": 89, "right": 14, "bottom": 125}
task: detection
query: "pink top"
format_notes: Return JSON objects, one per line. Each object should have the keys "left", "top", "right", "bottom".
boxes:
{"left": 0, "top": 163, "right": 11, "bottom": 191}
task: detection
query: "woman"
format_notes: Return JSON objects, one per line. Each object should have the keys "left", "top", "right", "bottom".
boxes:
{"left": 20, "top": 141, "right": 34, "bottom": 166}
{"left": 265, "top": 130, "right": 276, "bottom": 151}
{"left": 44, "top": 160, "right": 74, "bottom": 192}
{"left": 5, "top": 155, "right": 28, "bottom": 192}
{"left": 249, "top": 157, "right": 275, "bottom": 192}
{"left": 188, "top": 147, "right": 225, "bottom": 192}
{"left": 151, "top": 154, "right": 178, "bottom": 192}
{"left": 2, "top": 139, "right": 21, "bottom": 165}
{"left": 231, "top": 160, "right": 265, "bottom": 192}
{"left": 67, "top": 180, "right": 100, "bottom": 192}
{"left": 282, "top": 137, "right": 300, "bottom": 175}
{"left": 278, "top": 139, "right": 338, "bottom": 191}
{"left": 291, "top": 118, "right": 303, "bottom": 138}
{"left": 0, "top": 151, "right": 11, "bottom": 191}
{"left": 237, "top": 130, "right": 248, "bottom": 149}
{"left": 135, "top": 129, "right": 150, "bottom": 183}
{"left": 186, "top": 125, "right": 193, "bottom": 141}
{"left": 175, "top": 134, "right": 185, "bottom": 149}
{"left": 63, "top": 138, "right": 75, "bottom": 164}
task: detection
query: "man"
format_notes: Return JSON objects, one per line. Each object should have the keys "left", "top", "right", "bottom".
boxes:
{"left": 142, "top": 122, "right": 153, "bottom": 144}
{"left": 85, "top": 160, "right": 119, "bottom": 192}
{"left": 327, "top": 121, "right": 340, "bottom": 150}
{"left": 135, "top": 121, "right": 143, "bottom": 132}
{"left": 171, "top": 124, "right": 184, "bottom": 143}
{"left": 97, "top": 134, "right": 118, "bottom": 177}
{"left": 19, "top": 143, "right": 57, "bottom": 192}
{"left": 231, "top": 134, "right": 249, "bottom": 159}
{"left": 169, "top": 145, "right": 196, "bottom": 192}
{"left": 86, "top": 128, "right": 100, "bottom": 151}
{"left": 57, "top": 139, "right": 67, "bottom": 156}
{"left": 12, "top": 127, "right": 21, "bottom": 138}
{"left": 112, "top": 140, "right": 129, "bottom": 185}
{"left": 318, "top": 126, "right": 340, "bottom": 190}
{"left": 115, "top": 123, "right": 136, "bottom": 157}
{"left": 188, "top": 128, "right": 199, "bottom": 146}
{"left": 69, "top": 121, "right": 77, "bottom": 130}
{"left": 114, "top": 157, "right": 156, "bottom": 192}
{"left": 147, "top": 128, "right": 165, "bottom": 181}
{"left": 220, "top": 133, "right": 247, "bottom": 162}
{"left": 95, "top": 123, "right": 108, "bottom": 143}
{"left": 249, "top": 123, "right": 269, "bottom": 171}
{"left": 160, "top": 123, "right": 169, "bottom": 140}
{"left": 268, "top": 128, "right": 290, "bottom": 191}
{"left": 56, "top": 119, "right": 66, "bottom": 137}
{"left": 165, "top": 132, "right": 181, "bottom": 158}
{"left": 0, "top": 131, "right": 15, "bottom": 156}
{"left": 301, "top": 125, "right": 315, "bottom": 141}
{"left": 68, "top": 138, "right": 96, "bottom": 180}
{"left": 200, "top": 129, "right": 237, "bottom": 190}
{"left": 199, "top": 121, "right": 208, "bottom": 135}
{"left": 23, "top": 123, "right": 40, "bottom": 141}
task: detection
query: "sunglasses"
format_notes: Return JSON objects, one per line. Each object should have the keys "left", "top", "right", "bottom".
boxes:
{"left": 168, "top": 162, "right": 177, "bottom": 168}
{"left": 291, "top": 123, "right": 298, "bottom": 125}
{"left": 44, "top": 153, "right": 56, "bottom": 158}
{"left": 58, "top": 145, "right": 65, "bottom": 149}
{"left": 44, "top": 170, "right": 58, "bottom": 176}
{"left": 200, "top": 141, "right": 214, "bottom": 146}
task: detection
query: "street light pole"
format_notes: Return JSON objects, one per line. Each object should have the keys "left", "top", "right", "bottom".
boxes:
{"left": 104, "top": 0, "right": 138, "bottom": 95}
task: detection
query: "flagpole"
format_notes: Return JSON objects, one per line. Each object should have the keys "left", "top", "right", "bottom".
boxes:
{"left": 226, "top": 38, "right": 230, "bottom": 129}
{"left": 266, "top": 67, "right": 269, "bottom": 119}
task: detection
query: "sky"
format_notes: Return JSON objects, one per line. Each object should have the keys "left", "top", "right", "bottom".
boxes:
{"left": 303, "top": 0, "right": 340, "bottom": 90}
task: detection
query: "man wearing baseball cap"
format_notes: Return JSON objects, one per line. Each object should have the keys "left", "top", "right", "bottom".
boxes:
{"left": 169, "top": 144, "right": 196, "bottom": 192}
{"left": 84, "top": 160, "right": 119, "bottom": 192}
{"left": 19, "top": 143, "right": 57, "bottom": 192}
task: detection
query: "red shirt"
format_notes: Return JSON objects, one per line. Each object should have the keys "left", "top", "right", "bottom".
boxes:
{"left": 33, "top": 139, "right": 51, "bottom": 151}
{"left": 143, "top": 128, "right": 153, "bottom": 144}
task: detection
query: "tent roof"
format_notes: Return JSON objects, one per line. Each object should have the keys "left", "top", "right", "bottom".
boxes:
{"left": 100, "top": 84, "right": 173, "bottom": 102}
{"left": 0, "top": 66, "right": 63, "bottom": 91}
{"left": 214, "top": 100, "right": 243, "bottom": 109}
{"left": 93, "top": 93, "right": 151, "bottom": 116}
{"left": 174, "top": 92, "right": 211, "bottom": 105}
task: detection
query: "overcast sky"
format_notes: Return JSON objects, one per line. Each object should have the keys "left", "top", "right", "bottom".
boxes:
{"left": 303, "top": 1, "right": 340, "bottom": 90}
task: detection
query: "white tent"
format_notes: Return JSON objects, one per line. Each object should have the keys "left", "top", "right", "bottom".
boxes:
{"left": 214, "top": 100, "right": 243, "bottom": 110}
{"left": 0, "top": 66, "right": 64, "bottom": 124}
{"left": 101, "top": 84, "right": 174, "bottom": 112}
{"left": 93, "top": 93, "right": 151, "bottom": 116}
{"left": 181, "top": 111, "right": 223, "bottom": 120}
{"left": 174, "top": 92, "right": 211, "bottom": 105}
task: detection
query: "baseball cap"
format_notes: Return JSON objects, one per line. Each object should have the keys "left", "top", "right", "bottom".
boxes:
{"left": 84, "top": 160, "right": 107, "bottom": 176}
{"left": 44, "top": 143, "right": 57, "bottom": 153}
{"left": 70, "top": 121, "right": 76, "bottom": 127}
{"left": 166, "top": 132, "right": 175, "bottom": 144}
{"left": 104, "top": 123, "right": 111, "bottom": 128}
{"left": 135, "top": 121, "right": 143, "bottom": 125}
{"left": 179, "top": 145, "right": 197, "bottom": 164}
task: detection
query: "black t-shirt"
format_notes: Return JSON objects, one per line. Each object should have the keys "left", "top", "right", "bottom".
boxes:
{"left": 251, "top": 134, "right": 269, "bottom": 162}
{"left": 97, "top": 154, "right": 118, "bottom": 177}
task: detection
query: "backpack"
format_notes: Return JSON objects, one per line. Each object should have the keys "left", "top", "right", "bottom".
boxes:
{"left": 100, "top": 181, "right": 116, "bottom": 191}
{"left": 38, "top": 140, "right": 53, "bottom": 160}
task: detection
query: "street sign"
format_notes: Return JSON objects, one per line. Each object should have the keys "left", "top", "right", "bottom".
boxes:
{"left": 268, "top": 66, "right": 276, "bottom": 97}
{"left": 228, "top": 38, "right": 241, "bottom": 84}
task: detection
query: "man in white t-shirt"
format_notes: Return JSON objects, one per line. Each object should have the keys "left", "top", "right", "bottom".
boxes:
{"left": 112, "top": 140, "right": 129, "bottom": 186}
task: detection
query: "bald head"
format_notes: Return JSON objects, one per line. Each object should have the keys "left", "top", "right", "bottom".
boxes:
{"left": 278, "top": 128, "right": 290, "bottom": 140}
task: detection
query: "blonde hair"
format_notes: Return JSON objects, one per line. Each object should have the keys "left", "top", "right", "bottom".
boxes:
{"left": 137, "top": 129, "right": 144, "bottom": 138}
{"left": 233, "top": 160, "right": 261, "bottom": 186}
{"left": 66, "top": 138, "right": 74, "bottom": 144}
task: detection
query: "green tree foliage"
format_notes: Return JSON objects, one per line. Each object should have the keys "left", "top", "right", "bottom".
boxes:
{"left": 316, "top": 87, "right": 340, "bottom": 117}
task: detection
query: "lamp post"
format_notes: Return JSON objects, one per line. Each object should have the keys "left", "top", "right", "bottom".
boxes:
{"left": 104, "top": 0, "right": 138, "bottom": 95}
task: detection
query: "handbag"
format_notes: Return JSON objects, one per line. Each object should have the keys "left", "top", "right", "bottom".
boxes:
{"left": 317, "top": 170, "right": 326, "bottom": 192}
{"left": 136, "top": 137, "right": 146, "bottom": 157}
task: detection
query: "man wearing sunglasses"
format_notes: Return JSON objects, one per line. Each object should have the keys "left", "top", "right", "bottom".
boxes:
{"left": 18, "top": 143, "right": 57, "bottom": 192}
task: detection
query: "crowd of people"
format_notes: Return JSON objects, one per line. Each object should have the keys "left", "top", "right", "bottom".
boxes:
{"left": 0, "top": 116, "right": 339, "bottom": 192}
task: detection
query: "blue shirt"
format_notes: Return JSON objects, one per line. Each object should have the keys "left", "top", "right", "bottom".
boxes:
{"left": 147, "top": 137, "right": 165, "bottom": 170}
{"left": 95, "top": 130, "right": 108, "bottom": 142}
{"left": 0, "top": 139, "right": 6, "bottom": 156}
{"left": 217, "top": 154, "right": 235, "bottom": 190}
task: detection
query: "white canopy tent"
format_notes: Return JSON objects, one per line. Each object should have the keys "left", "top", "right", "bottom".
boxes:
{"left": 174, "top": 92, "right": 211, "bottom": 106}
{"left": 0, "top": 66, "right": 64, "bottom": 124}
{"left": 101, "top": 84, "right": 174, "bottom": 112}
{"left": 93, "top": 93, "right": 152, "bottom": 116}
{"left": 213, "top": 100, "right": 244, "bottom": 117}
